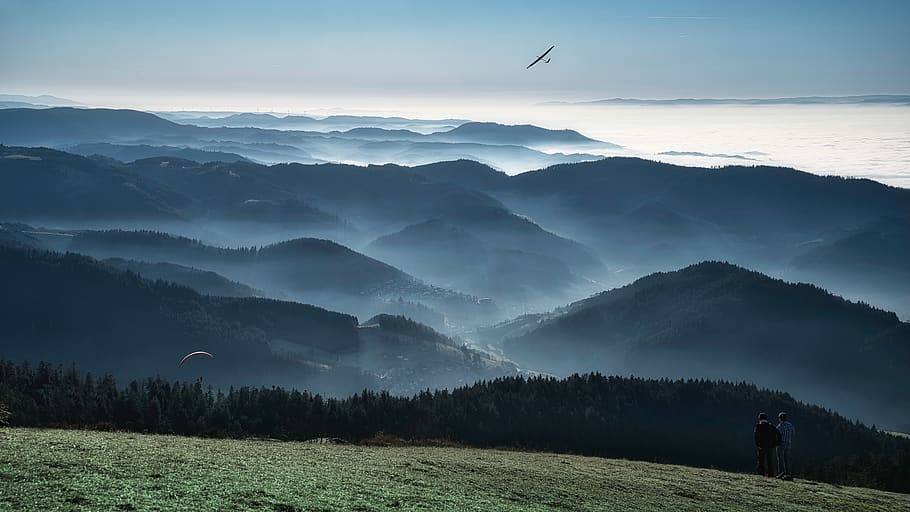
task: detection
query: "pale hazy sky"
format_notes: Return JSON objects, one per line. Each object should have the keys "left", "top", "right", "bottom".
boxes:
{"left": 2, "top": 0, "right": 909, "bottom": 109}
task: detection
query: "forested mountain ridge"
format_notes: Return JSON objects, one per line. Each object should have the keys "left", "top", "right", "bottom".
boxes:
{"left": 502, "top": 261, "right": 910, "bottom": 427}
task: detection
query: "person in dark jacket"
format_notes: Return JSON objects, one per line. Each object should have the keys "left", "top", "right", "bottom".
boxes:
{"left": 754, "top": 412, "right": 781, "bottom": 477}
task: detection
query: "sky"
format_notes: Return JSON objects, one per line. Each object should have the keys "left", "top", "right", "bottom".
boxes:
{"left": 1, "top": 0, "right": 909, "bottom": 110}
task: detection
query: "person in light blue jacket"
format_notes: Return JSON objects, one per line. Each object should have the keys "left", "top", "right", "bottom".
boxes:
{"left": 777, "top": 412, "right": 795, "bottom": 479}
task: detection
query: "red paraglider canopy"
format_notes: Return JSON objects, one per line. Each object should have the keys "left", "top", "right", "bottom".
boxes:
{"left": 178, "top": 351, "right": 214, "bottom": 367}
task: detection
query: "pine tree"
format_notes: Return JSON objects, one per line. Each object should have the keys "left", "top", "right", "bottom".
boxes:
{"left": 0, "top": 401, "right": 10, "bottom": 426}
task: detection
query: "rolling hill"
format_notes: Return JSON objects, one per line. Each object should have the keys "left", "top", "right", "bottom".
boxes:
{"left": 501, "top": 261, "right": 910, "bottom": 427}
{"left": 366, "top": 218, "right": 593, "bottom": 307}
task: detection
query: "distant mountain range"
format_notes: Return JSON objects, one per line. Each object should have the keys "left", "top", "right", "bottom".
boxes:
{"left": 544, "top": 95, "right": 910, "bottom": 106}
{"left": 0, "top": 94, "right": 80, "bottom": 107}
{"left": 499, "top": 261, "right": 910, "bottom": 426}
{"left": 161, "top": 112, "right": 470, "bottom": 133}
{"left": 0, "top": 107, "right": 612, "bottom": 172}
{"left": 4, "top": 142, "right": 909, "bottom": 318}
{"left": 0, "top": 146, "right": 610, "bottom": 318}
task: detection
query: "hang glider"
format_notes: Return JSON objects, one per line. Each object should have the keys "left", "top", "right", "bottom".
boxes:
{"left": 178, "top": 351, "right": 214, "bottom": 367}
{"left": 527, "top": 45, "right": 555, "bottom": 69}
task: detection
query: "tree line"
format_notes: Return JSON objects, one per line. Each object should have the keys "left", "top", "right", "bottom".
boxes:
{"left": 1, "top": 360, "right": 907, "bottom": 493}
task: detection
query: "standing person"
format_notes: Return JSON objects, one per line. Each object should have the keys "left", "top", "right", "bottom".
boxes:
{"left": 777, "top": 412, "right": 795, "bottom": 480}
{"left": 754, "top": 412, "right": 781, "bottom": 477}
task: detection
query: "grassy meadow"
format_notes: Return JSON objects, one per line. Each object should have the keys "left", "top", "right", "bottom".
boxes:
{"left": 0, "top": 428, "right": 907, "bottom": 512}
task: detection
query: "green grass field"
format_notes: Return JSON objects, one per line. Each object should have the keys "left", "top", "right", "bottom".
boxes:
{"left": 1, "top": 428, "right": 907, "bottom": 512}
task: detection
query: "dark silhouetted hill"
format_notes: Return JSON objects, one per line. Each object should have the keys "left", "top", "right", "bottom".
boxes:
{"left": 0, "top": 246, "right": 370, "bottom": 393}
{"left": 503, "top": 261, "right": 910, "bottom": 427}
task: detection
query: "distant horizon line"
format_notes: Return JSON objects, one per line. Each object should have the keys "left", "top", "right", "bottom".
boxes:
{"left": 5, "top": 93, "right": 910, "bottom": 112}
{"left": 541, "top": 94, "right": 910, "bottom": 106}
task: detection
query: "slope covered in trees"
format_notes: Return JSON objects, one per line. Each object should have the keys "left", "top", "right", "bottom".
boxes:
{"left": 0, "top": 247, "right": 513, "bottom": 394}
{"left": 0, "top": 246, "right": 368, "bottom": 392}
{"left": 502, "top": 262, "right": 910, "bottom": 428}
